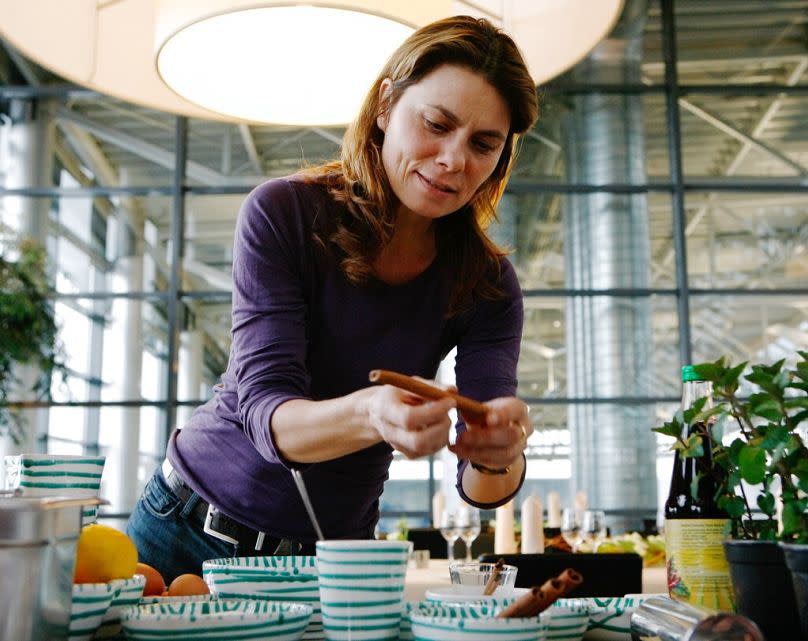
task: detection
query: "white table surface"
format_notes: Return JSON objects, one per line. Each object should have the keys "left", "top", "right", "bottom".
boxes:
{"left": 403, "top": 559, "right": 667, "bottom": 602}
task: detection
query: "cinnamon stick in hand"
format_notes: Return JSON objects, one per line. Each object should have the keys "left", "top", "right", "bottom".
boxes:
{"left": 483, "top": 558, "right": 505, "bottom": 596}
{"left": 368, "top": 369, "right": 487, "bottom": 421}
{"left": 497, "top": 568, "right": 583, "bottom": 618}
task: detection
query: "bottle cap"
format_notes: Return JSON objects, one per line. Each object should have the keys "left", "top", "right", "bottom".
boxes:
{"left": 681, "top": 365, "right": 703, "bottom": 382}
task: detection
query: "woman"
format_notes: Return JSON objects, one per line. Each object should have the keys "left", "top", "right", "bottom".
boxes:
{"left": 127, "top": 15, "right": 539, "bottom": 581}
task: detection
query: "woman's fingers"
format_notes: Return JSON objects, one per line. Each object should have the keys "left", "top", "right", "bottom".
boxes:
{"left": 452, "top": 396, "right": 532, "bottom": 467}
{"left": 369, "top": 386, "right": 455, "bottom": 458}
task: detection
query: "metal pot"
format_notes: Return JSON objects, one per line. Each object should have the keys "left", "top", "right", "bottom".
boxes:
{"left": 0, "top": 490, "right": 98, "bottom": 641}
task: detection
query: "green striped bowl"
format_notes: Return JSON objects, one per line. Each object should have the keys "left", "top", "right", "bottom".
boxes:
{"left": 316, "top": 540, "right": 412, "bottom": 641}
{"left": 94, "top": 574, "right": 146, "bottom": 638}
{"left": 68, "top": 582, "right": 116, "bottom": 641}
{"left": 203, "top": 555, "right": 322, "bottom": 640}
{"left": 401, "top": 602, "right": 500, "bottom": 641}
{"left": 555, "top": 595, "right": 649, "bottom": 640}
{"left": 409, "top": 605, "right": 589, "bottom": 641}
{"left": 121, "top": 599, "right": 313, "bottom": 641}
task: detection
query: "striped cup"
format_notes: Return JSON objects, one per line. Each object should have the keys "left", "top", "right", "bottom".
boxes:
{"left": 316, "top": 540, "right": 412, "bottom": 641}
{"left": 4, "top": 454, "right": 106, "bottom": 525}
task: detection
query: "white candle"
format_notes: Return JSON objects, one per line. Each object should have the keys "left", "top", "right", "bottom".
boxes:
{"left": 547, "top": 491, "right": 561, "bottom": 528}
{"left": 521, "top": 495, "right": 545, "bottom": 554}
{"left": 495, "top": 500, "right": 516, "bottom": 554}
{"left": 432, "top": 490, "right": 445, "bottom": 529}
{"left": 574, "top": 490, "right": 588, "bottom": 512}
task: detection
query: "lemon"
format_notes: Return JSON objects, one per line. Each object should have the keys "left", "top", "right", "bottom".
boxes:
{"left": 73, "top": 523, "right": 138, "bottom": 583}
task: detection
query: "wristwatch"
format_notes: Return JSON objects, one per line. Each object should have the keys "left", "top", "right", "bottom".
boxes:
{"left": 470, "top": 461, "right": 510, "bottom": 475}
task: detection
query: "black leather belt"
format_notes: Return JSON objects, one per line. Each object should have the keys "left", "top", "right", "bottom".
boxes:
{"left": 160, "top": 459, "right": 302, "bottom": 554}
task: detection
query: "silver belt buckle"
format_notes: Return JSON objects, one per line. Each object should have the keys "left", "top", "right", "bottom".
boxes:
{"left": 203, "top": 504, "right": 239, "bottom": 545}
{"left": 161, "top": 458, "right": 174, "bottom": 480}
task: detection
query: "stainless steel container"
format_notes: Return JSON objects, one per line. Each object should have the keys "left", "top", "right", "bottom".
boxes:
{"left": 630, "top": 595, "right": 764, "bottom": 641}
{"left": 0, "top": 491, "right": 90, "bottom": 641}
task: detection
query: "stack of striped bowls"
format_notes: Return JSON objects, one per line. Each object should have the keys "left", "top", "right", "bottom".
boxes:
{"left": 4, "top": 454, "right": 105, "bottom": 525}
{"left": 203, "top": 555, "right": 323, "bottom": 640}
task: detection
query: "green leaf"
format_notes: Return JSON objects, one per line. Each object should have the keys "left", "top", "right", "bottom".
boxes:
{"left": 782, "top": 498, "right": 808, "bottom": 536}
{"left": 757, "top": 492, "right": 776, "bottom": 516}
{"left": 738, "top": 446, "right": 766, "bottom": 484}
{"left": 727, "top": 438, "right": 746, "bottom": 466}
{"left": 759, "top": 425, "right": 791, "bottom": 450}
{"left": 651, "top": 422, "right": 683, "bottom": 440}
{"left": 784, "top": 396, "right": 808, "bottom": 410}
{"left": 748, "top": 393, "right": 783, "bottom": 421}
{"left": 709, "top": 413, "right": 727, "bottom": 443}
{"left": 718, "top": 361, "right": 747, "bottom": 389}
{"left": 746, "top": 370, "right": 784, "bottom": 399}
{"left": 693, "top": 362, "right": 722, "bottom": 382}
{"left": 683, "top": 433, "right": 705, "bottom": 458}
{"left": 683, "top": 397, "right": 707, "bottom": 424}
{"left": 719, "top": 494, "right": 746, "bottom": 518}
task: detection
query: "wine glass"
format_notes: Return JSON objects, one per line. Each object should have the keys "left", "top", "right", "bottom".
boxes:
{"left": 456, "top": 507, "right": 481, "bottom": 562}
{"left": 580, "top": 509, "right": 607, "bottom": 551}
{"left": 560, "top": 507, "right": 583, "bottom": 552}
{"left": 439, "top": 509, "right": 461, "bottom": 561}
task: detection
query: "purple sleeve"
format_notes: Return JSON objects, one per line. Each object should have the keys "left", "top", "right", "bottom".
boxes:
{"left": 453, "top": 258, "right": 526, "bottom": 508}
{"left": 230, "top": 179, "right": 311, "bottom": 466}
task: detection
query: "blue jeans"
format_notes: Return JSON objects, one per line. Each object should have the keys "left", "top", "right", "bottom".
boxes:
{"left": 126, "top": 467, "right": 236, "bottom": 584}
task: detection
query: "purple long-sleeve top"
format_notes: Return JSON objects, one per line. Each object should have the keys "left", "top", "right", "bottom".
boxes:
{"left": 168, "top": 177, "right": 524, "bottom": 541}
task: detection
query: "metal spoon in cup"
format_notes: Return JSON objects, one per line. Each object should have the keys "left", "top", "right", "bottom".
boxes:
{"left": 291, "top": 468, "right": 325, "bottom": 541}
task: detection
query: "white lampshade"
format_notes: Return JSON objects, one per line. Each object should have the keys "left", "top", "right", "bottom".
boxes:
{"left": 0, "top": 0, "right": 624, "bottom": 126}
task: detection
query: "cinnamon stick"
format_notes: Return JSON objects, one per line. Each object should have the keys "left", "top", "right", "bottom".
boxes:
{"left": 482, "top": 558, "right": 505, "bottom": 596}
{"left": 497, "top": 568, "right": 583, "bottom": 618}
{"left": 368, "top": 369, "right": 487, "bottom": 420}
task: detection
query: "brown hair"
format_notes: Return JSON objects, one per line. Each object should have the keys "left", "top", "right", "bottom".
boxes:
{"left": 300, "top": 15, "right": 539, "bottom": 314}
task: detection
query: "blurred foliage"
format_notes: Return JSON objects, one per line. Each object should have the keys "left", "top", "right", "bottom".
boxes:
{"left": 0, "top": 233, "right": 64, "bottom": 444}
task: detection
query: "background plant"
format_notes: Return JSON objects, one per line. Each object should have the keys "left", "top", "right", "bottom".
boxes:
{"left": 653, "top": 353, "right": 808, "bottom": 543}
{"left": 0, "top": 233, "right": 64, "bottom": 444}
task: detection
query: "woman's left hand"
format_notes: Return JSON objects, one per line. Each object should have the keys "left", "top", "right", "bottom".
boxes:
{"left": 448, "top": 396, "right": 532, "bottom": 469}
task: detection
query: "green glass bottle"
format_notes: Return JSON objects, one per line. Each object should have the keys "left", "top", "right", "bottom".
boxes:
{"left": 664, "top": 365, "right": 735, "bottom": 611}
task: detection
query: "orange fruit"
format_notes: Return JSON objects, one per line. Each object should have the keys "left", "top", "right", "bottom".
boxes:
{"left": 167, "top": 573, "right": 210, "bottom": 596}
{"left": 73, "top": 524, "right": 138, "bottom": 583}
{"left": 136, "top": 562, "right": 166, "bottom": 596}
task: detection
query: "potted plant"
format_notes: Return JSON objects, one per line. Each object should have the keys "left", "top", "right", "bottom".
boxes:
{"left": 0, "top": 232, "right": 64, "bottom": 445}
{"left": 653, "top": 353, "right": 808, "bottom": 637}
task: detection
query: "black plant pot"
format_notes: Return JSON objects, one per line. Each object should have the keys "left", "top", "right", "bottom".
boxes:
{"left": 723, "top": 539, "right": 802, "bottom": 639}
{"left": 781, "top": 543, "right": 808, "bottom": 640}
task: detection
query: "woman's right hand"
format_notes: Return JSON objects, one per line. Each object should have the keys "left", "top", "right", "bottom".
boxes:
{"left": 362, "top": 384, "right": 456, "bottom": 459}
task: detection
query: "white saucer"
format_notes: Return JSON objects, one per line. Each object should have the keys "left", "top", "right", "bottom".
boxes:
{"left": 425, "top": 585, "right": 529, "bottom": 605}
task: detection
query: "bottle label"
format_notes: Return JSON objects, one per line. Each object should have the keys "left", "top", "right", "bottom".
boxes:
{"left": 665, "top": 518, "right": 735, "bottom": 611}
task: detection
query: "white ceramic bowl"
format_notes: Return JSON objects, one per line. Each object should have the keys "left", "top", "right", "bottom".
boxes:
{"left": 68, "top": 582, "right": 116, "bottom": 641}
{"left": 121, "top": 599, "right": 313, "bottom": 641}
{"left": 203, "top": 555, "right": 321, "bottom": 640}
{"left": 93, "top": 574, "right": 146, "bottom": 638}
{"left": 556, "top": 595, "right": 650, "bottom": 641}
{"left": 401, "top": 602, "right": 500, "bottom": 641}
{"left": 409, "top": 604, "right": 589, "bottom": 641}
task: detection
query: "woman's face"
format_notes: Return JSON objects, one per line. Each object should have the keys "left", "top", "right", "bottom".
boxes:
{"left": 377, "top": 64, "right": 510, "bottom": 222}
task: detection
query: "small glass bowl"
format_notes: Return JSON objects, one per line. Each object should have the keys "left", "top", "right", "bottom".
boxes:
{"left": 448, "top": 562, "right": 518, "bottom": 596}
